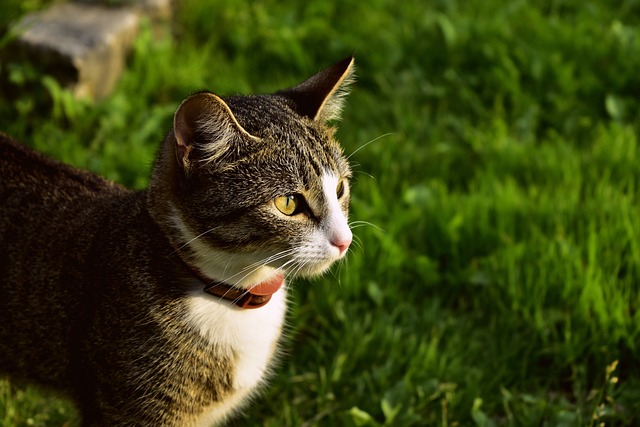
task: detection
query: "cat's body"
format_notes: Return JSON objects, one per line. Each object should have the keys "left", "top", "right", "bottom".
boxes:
{"left": 0, "top": 57, "right": 354, "bottom": 426}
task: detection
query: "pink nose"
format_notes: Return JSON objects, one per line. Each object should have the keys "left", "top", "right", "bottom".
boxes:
{"left": 331, "top": 234, "right": 352, "bottom": 256}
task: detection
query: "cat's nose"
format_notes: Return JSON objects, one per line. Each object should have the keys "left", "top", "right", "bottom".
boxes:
{"left": 331, "top": 231, "right": 352, "bottom": 256}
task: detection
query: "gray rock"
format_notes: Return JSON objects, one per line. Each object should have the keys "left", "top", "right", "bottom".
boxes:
{"left": 136, "top": 0, "right": 173, "bottom": 22}
{"left": 15, "top": 2, "right": 140, "bottom": 99}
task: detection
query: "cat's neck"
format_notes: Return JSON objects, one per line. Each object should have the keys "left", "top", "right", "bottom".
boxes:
{"left": 166, "top": 201, "right": 281, "bottom": 287}
{"left": 147, "top": 170, "right": 282, "bottom": 292}
{"left": 172, "top": 246, "right": 284, "bottom": 309}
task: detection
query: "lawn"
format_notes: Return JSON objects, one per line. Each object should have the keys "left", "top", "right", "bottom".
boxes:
{"left": 1, "top": 0, "right": 639, "bottom": 425}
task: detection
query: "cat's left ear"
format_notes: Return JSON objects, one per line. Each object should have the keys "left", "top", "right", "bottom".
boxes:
{"left": 173, "top": 91, "right": 258, "bottom": 171}
{"left": 278, "top": 56, "right": 355, "bottom": 123}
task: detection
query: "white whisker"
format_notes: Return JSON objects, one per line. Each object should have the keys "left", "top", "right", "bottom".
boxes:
{"left": 351, "top": 235, "right": 364, "bottom": 253}
{"left": 239, "top": 248, "right": 297, "bottom": 272}
{"left": 349, "top": 220, "right": 383, "bottom": 231}
{"left": 220, "top": 248, "right": 297, "bottom": 285}
{"left": 352, "top": 169, "right": 375, "bottom": 180}
{"left": 347, "top": 132, "right": 396, "bottom": 160}
{"left": 171, "top": 225, "right": 223, "bottom": 254}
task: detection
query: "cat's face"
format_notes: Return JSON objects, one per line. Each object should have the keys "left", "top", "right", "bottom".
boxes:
{"left": 153, "top": 57, "right": 355, "bottom": 286}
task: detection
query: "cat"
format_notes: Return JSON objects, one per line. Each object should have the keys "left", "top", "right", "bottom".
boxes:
{"left": 0, "top": 56, "right": 355, "bottom": 426}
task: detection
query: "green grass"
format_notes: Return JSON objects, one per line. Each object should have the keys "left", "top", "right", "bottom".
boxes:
{"left": 1, "top": 0, "right": 640, "bottom": 425}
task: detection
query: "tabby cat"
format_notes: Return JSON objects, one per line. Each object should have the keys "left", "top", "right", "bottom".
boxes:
{"left": 0, "top": 57, "right": 355, "bottom": 426}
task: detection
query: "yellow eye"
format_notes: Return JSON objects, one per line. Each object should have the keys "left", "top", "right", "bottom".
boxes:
{"left": 336, "top": 180, "right": 346, "bottom": 199}
{"left": 274, "top": 195, "right": 298, "bottom": 215}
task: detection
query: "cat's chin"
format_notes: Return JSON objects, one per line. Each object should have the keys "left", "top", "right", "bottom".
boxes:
{"left": 287, "top": 259, "right": 342, "bottom": 279}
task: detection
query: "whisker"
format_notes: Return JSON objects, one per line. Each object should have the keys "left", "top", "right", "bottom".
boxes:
{"left": 349, "top": 220, "right": 383, "bottom": 231}
{"left": 332, "top": 257, "right": 350, "bottom": 288}
{"left": 249, "top": 248, "right": 297, "bottom": 269}
{"left": 230, "top": 289, "right": 251, "bottom": 306}
{"left": 231, "top": 248, "right": 297, "bottom": 277}
{"left": 352, "top": 170, "right": 375, "bottom": 180}
{"left": 347, "top": 132, "right": 396, "bottom": 160}
{"left": 328, "top": 266, "right": 341, "bottom": 286}
{"left": 206, "top": 282, "right": 246, "bottom": 304}
{"left": 282, "top": 258, "right": 303, "bottom": 277}
{"left": 220, "top": 249, "right": 297, "bottom": 285}
{"left": 350, "top": 235, "right": 364, "bottom": 253}
{"left": 287, "top": 258, "right": 307, "bottom": 279}
{"left": 170, "top": 225, "right": 223, "bottom": 255}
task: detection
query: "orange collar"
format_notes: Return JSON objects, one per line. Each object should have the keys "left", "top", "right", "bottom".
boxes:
{"left": 175, "top": 251, "right": 284, "bottom": 309}
{"left": 202, "top": 274, "right": 284, "bottom": 309}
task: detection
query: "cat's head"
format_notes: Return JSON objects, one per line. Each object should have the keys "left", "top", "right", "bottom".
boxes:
{"left": 149, "top": 57, "right": 355, "bottom": 287}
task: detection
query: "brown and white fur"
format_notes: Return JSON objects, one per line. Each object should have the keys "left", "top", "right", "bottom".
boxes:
{"left": 0, "top": 57, "right": 355, "bottom": 426}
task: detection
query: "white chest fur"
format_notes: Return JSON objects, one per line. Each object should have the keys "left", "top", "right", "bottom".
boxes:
{"left": 185, "top": 287, "right": 287, "bottom": 426}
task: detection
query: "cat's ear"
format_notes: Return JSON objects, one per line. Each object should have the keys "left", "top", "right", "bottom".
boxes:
{"left": 278, "top": 56, "right": 355, "bottom": 123}
{"left": 173, "top": 91, "right": 258, "bottom": 170}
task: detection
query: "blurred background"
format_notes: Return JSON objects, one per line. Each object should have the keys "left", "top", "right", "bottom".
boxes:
{"left": 1, "top": 0, "right": 639, "bottom": 425}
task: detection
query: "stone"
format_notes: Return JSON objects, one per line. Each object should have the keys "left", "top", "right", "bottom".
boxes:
{"left": 136, "top": 0, "right": 173, "bottom": 22}
{"left": 14, "top": 2, "right": 140, "bottom": 99}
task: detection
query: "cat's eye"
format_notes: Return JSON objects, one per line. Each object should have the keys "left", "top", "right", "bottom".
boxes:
{"left": 336, "top": 180, "right": 346, "bottom": 199}
{"left": 275, "top": 195, "right": 301, "bottom": 216}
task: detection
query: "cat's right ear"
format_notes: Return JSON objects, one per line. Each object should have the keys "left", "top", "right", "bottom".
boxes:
{"left": 173, "top": 92, "right": 258, "bottom": 171}
{"left": 277, "top": 56, "right": 355, "bottom": 124}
